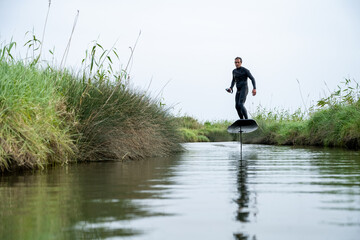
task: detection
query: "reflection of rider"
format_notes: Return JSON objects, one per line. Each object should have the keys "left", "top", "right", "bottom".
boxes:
{"left": 234, "top": 159, "right": 258, "bottom": 240}
{"left": 236, "top": 161, "right": 250, "bottom": 223}
{"left": 226, "top": 57, "right": 256, "bottom": 119}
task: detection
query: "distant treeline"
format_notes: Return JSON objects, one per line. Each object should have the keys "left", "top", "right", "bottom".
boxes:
{"left": 178, "top": 79, "right": 360, "bottom": 150}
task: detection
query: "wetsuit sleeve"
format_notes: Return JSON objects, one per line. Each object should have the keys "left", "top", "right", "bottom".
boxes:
{"left": 230, "top": 71, "right": 235, "bottom": 89}
{"left": 246, "top": 69, "right": 256, "bottom": 89}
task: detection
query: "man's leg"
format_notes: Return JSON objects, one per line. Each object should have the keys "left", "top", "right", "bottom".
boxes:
{"left": 236, "top": 87, "right": 249, "bottom": 119}
{"left": 235, "top": 91, "right": 244, "bottom": 119}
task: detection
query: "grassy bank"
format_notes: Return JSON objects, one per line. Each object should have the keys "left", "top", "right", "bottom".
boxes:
{"left": 175, "top": 116, "right": 235, "bottom": 142}
{"left": 178, "top": 79, "right": 360, "bottom": 150}
{"left": 0, "top": 41, "right": 182, "bottom": 172}
{"left": 58, "top": 69, "right": 182, "bottom": 162}
{"left": 246, "top": 80, "right": 360, "bottom": 149}
{"left": 245, "top": 80, "right": 360, "bottom": 149}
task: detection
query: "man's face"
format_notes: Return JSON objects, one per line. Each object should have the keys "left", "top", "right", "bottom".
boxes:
{"left": 235, "top": 59, "right": 242, "bottom": 68}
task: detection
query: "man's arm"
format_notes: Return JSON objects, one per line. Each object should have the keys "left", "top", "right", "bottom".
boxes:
{"left": 246, "top": 69, "right": 257, "bottom": 96}
{"left": 229, "top": 71, "right": 235, "bottom": 91}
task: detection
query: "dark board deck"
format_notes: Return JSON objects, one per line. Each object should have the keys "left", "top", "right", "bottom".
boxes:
{"left": 227, "top": 119, "right": 258, "bottom": 133}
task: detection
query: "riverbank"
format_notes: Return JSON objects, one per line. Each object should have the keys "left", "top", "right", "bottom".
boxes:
{"left": 178, "top": 79, "right": 360, "bottom": 150}
{"left": 0, "top": 41, "right": 182, "bottom": 172}
{"left": 175, "top": 117, "right": 235, "bottom": 142}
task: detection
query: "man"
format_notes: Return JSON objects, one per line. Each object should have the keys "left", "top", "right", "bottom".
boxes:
{"left": 226, "top": 57, "right": 256, "bottom": 119}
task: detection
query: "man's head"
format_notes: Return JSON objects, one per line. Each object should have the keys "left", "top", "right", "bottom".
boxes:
{"left": 234, "top": 57, "right": 242, "bottom": 68}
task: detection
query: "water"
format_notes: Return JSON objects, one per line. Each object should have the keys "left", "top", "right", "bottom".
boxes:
{"left": 1, "top": 142, "right": 359, "bottom": 240}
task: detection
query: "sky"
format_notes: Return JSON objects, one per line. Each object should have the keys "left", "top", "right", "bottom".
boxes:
{"left": 1, "top": 0, "right": 360, "bottom": 121}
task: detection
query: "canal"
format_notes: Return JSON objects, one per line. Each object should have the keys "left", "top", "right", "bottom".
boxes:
{"left": 1, "top": 142, "right": 359, "bottom": 239}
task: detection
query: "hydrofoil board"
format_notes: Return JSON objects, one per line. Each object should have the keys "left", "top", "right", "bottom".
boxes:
{"left": 227, "top": 119, "right": 258, "bottom": 133}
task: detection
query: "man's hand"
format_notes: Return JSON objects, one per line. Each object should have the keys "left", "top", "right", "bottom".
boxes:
{"left": 252, "top": 89, "right": 257, "bottom": 96}
{"left": 226, "top": 88, "right": 233, "bottom": 93}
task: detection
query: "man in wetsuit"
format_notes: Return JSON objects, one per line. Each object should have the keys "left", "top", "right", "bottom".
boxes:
{"left": 226, "top": 57, "right": 256, "bottom": 119}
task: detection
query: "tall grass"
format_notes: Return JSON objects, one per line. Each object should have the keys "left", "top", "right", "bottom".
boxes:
{"left": 0, "top": 57, "right": 76, "bottom": 171}
{"left": 57, "top": 72, "right": 182, "bottom": 161}
{"left": 306, "top": 79, "right": 360, "bottom": 148}
{"left": 56, "top": 41, "right": 182, "bottom": 161}
{"left": 245, "top": 79, "right": 360, "bottom": 149}
{"left": 0, "top": 36, "right": 182, "bottom": 171}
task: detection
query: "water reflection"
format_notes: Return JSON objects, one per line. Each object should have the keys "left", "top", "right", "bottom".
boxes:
{"left": 1, "top": 143, "right": 360, "bottom": 240}
{"left": 233, "top": 148, "right": 259, "bottom": 240}
{"left": 232, "top": 144, "right": 360, "bottom": 240}
{"left": 0, "top": 156, "right": 181, "bottom": 240}
{"left": 235, "top": 160, "right": 251, "bottom": 222}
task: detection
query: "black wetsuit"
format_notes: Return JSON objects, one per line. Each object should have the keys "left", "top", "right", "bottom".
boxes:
{"left": 230, "top": 67, "right": 256, "bottom": 119}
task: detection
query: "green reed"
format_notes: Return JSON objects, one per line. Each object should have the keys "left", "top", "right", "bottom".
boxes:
{"left": 0, "top": 54, "right": 76, "bottom": 171}
{"left": 0, "top": 34, "right": 182, "bottom": 171}
{"left": 56, "top": 40, "right": 182, "bottom": 161}
{"left": 246, "top": 79, "right": 360, "bottom": 149}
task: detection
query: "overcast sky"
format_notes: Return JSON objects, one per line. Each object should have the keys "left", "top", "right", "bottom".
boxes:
{"left": 1, "top": 0, "right": 360, "bottom": 121}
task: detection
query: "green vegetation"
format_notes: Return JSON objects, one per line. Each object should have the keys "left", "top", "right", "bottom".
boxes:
{"left": 178, "top": 79, "right": 360, "bottom": 150}
{"left": 56, "top": 42, "right": 182, "bottom": 161}
{"left": 0, "top": 57, "right": 76, "bottom": 170}
{"left": 1, "top": 30, "right": 358, "bottom": 172}
{"left": 245, "top": 79, "right": 360, "bottom": 149}
{"left": 0, "top": 39, "right": 182, "bottom": 172}
{"left": 175, "top": 116, "right": 235, "bottom": 142}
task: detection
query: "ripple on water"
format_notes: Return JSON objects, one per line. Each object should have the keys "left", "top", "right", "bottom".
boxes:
{"left": 0, "top": 142, "right": 359, "bottom": 240}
